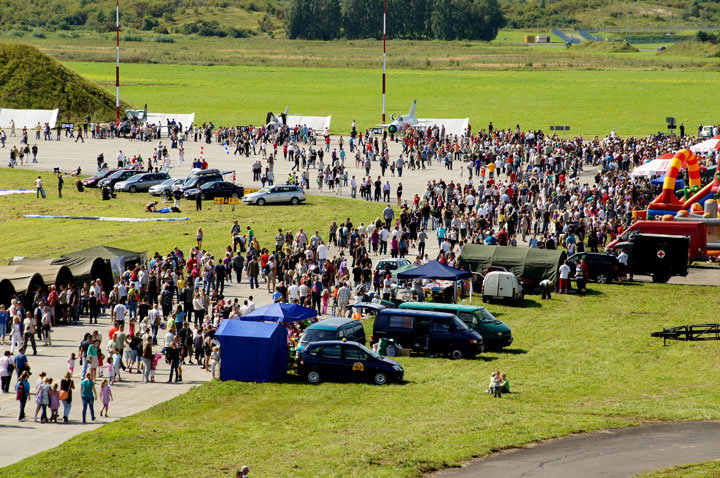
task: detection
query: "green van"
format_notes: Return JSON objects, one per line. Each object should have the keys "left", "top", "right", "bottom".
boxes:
{"left": 398, "top": 303, "right": 513, "bottom": 349}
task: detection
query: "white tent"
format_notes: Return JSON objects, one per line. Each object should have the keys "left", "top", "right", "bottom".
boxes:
{"left": 286, "top": 115, "right": 332, "bottom": 133}
{"left": 0, "top": 108, "right": 59, "bottom": 129}
{"left": 417, "top": 118, "right": 470, "bottom": 137}
{"left": 690, "top": 136, "right": 720, "bottom": 154}
{"left": 145, "top": 113, "right": 196, "bottom": 132}
{"left": 630, "top": 153, "right": 675, "bottom": 178}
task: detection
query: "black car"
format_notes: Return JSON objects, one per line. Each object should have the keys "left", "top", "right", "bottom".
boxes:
{"left": 567, "top": 252, "right": 620, "bottom": 284}
{"left": 183, "top": 181, "right": 245, "bottom": 200}
{"left": 97, "top": 169, "right": 144, "bottom": 190}
{"left": 297, "top": 340, "right": 404, "bottom": 385}
{"left": 175, "top": 173, "right": 223, "bottom": 193}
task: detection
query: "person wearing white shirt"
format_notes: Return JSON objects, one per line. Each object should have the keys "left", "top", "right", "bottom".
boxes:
{"left": 247, "top": 296, "right": 255, "bottom": 313}
{"left": 558, "top": 261, "right": 571, "bottom": 294}
{"left": 317, "top": 242, "right": 328, "bottom": 268}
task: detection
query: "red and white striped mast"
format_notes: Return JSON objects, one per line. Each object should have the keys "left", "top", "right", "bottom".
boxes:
{"left": 115, "top": 0, "right": 120, "bottom": 126}
{"left": 382, "top": 0, "right": 387, "bottom": 124}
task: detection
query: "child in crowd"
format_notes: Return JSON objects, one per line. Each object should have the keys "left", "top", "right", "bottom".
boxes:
{"left": 49, "top": 383, "right": 60, "bottom": 422}
{"left": 98, "top": 350, "right": 105, "bottom": 378}
{"left": 100, "top": 292, "right": 109, "bottom": 314}
{"left": 151, "top": 353, "right": 162, "bottom": 382}
{"left": 68, "top": 352, "right": 76, "bottom": 376}
{"left": 112, "top": 348, "right": 122, "bottom": 383}
{"left": 210, "top": 346, "right": 219, "bottom": 379}
{"left": 99, "top": 380, "right": 112, "bottom": 417}
{"left": 486, "top": 372, "right": 497, "bottom": 394}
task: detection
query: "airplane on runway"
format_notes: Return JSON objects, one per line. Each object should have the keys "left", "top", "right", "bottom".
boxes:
{"left": 380, "top": 100, "right": 469, "bottom": 136}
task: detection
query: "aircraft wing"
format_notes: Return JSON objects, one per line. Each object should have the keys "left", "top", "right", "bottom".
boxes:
{"left": 416, "top": 118, "right": 470, "bottom": 136}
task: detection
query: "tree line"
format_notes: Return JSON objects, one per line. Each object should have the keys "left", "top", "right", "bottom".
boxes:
{"left": 285, "top": 0, "right": 506, "bottom": 41}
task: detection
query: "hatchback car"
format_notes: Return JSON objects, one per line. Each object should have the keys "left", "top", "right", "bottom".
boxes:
{"left": 149, "top": 177, "right": 185, "bottom": 197}
{"left": 183, "top": 181, "right": 245, "bottom": 200}
{"left": 568, "top": 252, "right": 620, "bottom": 284}
{"left": 296, "top": 317, "right": 365, "bottom": 353}
{"left": 374, "top": 258, "right": 411, "bottom": 276}
{"left": 242, "top": 185, "right": 306, "bottom": 206}
{"left": 82, "top": 169, "right": 117, "bottom": 188}
{"left": 115, "top": 172, "right": 171, "bottom": 193}
{"left": 175, "top": 173, "right": 223, "bottom": 193}
{"left": 98, "top": 169, "right": 144, "bottom": 189}
{"left": 297, "top": 340, "right": 404, "bottom": 385}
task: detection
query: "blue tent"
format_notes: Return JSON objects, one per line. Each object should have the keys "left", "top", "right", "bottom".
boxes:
{"left": 215, "top": 320, "right": 287, "bottom": 382}
{"left": 396, "top": 260, "right": 472, "bottom": 280}
{"left": 241, "top": 302, "right": 317, "bottom": 323}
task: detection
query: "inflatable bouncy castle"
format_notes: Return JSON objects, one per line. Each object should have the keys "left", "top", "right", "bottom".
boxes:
{"left": 647, "top": 149, "right": 720, "bottom": 218}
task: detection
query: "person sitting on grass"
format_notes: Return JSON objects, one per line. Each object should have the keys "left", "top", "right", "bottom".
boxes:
{"left": 146, "top": 201, "right": 158, "bottom": 213}
{"left": 499, "top": 373, "right": 510, "bottom": 394}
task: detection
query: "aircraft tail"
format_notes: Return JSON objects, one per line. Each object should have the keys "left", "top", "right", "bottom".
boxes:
{"left": 408, "top": 100, "right": 417, "bottom": 119}
{"left": 284, "top": 106, "right": 290, "bottom": 115}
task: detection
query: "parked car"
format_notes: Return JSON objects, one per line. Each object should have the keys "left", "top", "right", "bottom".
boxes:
{"left": 98, "top": 169, "right": 144, "bottom": 189}
{"left": 115, "top": 172, "right": 171, "bottom": 193}
{"left": 183, "top": 181, "right": 245, "bottom": 200}
{"left": 398, "top": 303, "right": 512, "bottom": 349}
{"left": 482, "top": 271, "right": 523, "bottom": 304}
{"left": 567, "top": 252, "right": 620, "bottom": 284}
{"left": 699, "top": 125, "right": 714, "bottom": 139}
{"left": 82, "top": 169, "right": 117, "bottom": 188}
{"left": 297, "top": 340, "right": 404, "bottom": 385}
{"left": 175, "top": 173, "right": 224, "bottom": 193}
{"left": 372, "top": 309, "right": 483, "bottom": 360}
{"left": 296, "top": 317, "right": 366, "bottom": 353}
{"left": 374, "top": 258, "right": 411, "bottom": 277}
{"left": 149, "top": 177, "right": 185, "bottom": 197}
{"left": 242, "top": 185, "right": 306, "bottom": 206}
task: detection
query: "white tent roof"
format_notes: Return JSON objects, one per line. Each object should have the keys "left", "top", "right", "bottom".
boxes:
{"left": 146, "top": 113, "right": 196, "bottom": 131}
{"left": 286, "top": 115, "right": 331, "bottom": 133}
{"left": 0, "top": 108, "right": 59, "bottom": 129}
{"left": 630, "top": 155, "right": 675, "bottom": 178}
{"left": 690, "top": 136, "right": 720, "bottom": 154}
{"left": 416, "top": 118, "right": 470, "bottom": 137}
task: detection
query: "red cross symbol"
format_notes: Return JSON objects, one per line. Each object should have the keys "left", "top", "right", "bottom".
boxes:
{"left": 657, "top": 250, "right": 666, "bottom": 259}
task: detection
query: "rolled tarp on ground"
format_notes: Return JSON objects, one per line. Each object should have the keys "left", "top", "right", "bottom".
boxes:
{"left": 0, "top": 270, "right": 46, "bottom": 308}
{"left": 459, "top": 244, "right": 567, "bottom": 285}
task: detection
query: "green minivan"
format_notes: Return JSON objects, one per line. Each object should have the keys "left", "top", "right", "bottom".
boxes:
{"left": 398, "top": 303, "right": 513, "bottom": 349}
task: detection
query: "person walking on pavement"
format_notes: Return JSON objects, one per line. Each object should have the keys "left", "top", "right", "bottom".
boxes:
{"left": 23, "top": 312, "right": 37, "bottom": 355}
{"left": 80, "top": 373, "right": 97, "bottom": 423}
{"left": 16, "top": 370, "right": 30, "bottom": 421}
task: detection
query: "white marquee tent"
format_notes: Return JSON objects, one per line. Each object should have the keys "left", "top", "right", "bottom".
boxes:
{"left": 0, "top": 108, "right": 59, "bottom": 129}
{"left": 146, "top": 112, "right": 196, "bottom": 131}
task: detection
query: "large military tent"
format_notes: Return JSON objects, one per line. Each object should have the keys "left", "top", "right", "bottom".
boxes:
{"left": 63, "top": 245, "right": 145, "bottom": 278}
{"left": 459, "top": 245, "right": 567, "bottom": 286}
{"left": 9, "top": 256, "right": 112, "bottom": 292}
{"left": 0, "top": 271, "right": 45, "bottom": 308}
{"left": 0, "top": 264, "right": 73, "bottom": 289}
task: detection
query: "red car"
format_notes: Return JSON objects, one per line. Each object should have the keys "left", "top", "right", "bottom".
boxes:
{"left": 83, "top": 169, "right": 117, "bottom": 188}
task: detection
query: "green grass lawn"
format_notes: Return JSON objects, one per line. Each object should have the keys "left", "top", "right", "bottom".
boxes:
{"left": 639, "top": 460, "right": 720, "bottom": 477}
{"left": 0, "top": 169, "right": 385, "bottom": 262}
{"left": 3, "top": 282, "right": 720, "bottom": 477}
{"left": 64, "top": 60, "right": 720, "bottom": 136}
{"left": 3, "top": 169, "right": 720, "bottom": 476}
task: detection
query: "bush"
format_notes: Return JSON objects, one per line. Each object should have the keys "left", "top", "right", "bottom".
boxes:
{"left": 122, "top": 33, "right": 145, "bottom": 42}
{"left": 58, "top": 31, "right": 80, "bottom": 38}
{"left": 31, "top": 30, "right": 46, "bottom": 38}
{"left": 7, "top": 30, "right": 25, "bottom": 38}
{"left": 153, "top": 35, "right": 175, "bottom": 43}
{"left": 697, "top": 30, "right": 717, "bottom": 43}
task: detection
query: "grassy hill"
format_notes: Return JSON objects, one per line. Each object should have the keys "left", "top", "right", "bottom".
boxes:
{"left": 0, "top": 0, "right": 715, "bottom": 38}
{"left": 0, "top": 43, "right": 128, "bottom": 123}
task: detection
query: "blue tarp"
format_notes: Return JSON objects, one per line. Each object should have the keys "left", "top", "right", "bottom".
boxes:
{"left": 241, "top": 303, "right": 317, "bottom": 323}
{"left": 651, "top": 177, "right": 684, "bottom": 191}
{"left": 215, "top": 320, "right": 287, "bottom": 382}
{"left": 396, "top": 260, "right": 472, "bottom": 280}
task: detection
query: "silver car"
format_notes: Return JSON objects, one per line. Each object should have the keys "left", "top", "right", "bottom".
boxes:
{"left": 115, "top": 172, "right": 171, "bottom": 193}
{"left": 149, "top": 177, "right": 185, "bottom": 197}
{"left": 242, "top": 185, "right": 306, "bottom": 206}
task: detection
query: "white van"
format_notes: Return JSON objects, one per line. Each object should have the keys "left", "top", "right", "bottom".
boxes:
{"left": 482, "top": 271, "right": 523, "bottom": 304}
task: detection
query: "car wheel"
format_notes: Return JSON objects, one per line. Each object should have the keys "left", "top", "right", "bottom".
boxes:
{"left": 290, "top": 197, "right": 299, "bottom": 205}
{"left": 482, "top": 296, "right": 489, "bottom": 303}
{"left": 652, "top": 272, "right": 670, "bottom": 284}
{"left": 200, "top": 193, "right": 205, "bottom": 200}
{"left": 257, "top": 198, "right": 266, "bottom": 206}
{"left": 307, "top": 370, "right": 321, "bottom": 384}
{"left": 450, "top": 349, "right": 463, "bottom": 360}
{"left": 129, "top": 185, "right": 137, "bottom": 193}
{"left": 596, "top": 273, "right": 608, "bottom": 284}
{"left": 374, "top": 372, "right": 387, "bottom": 385}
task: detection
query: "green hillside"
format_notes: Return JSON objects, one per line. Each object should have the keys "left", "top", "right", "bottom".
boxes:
{"left": 0, "top": 0, "right": 715, "bottom": 36}
{"left": 0, "top": 43, "right": 128, "bottom": 123}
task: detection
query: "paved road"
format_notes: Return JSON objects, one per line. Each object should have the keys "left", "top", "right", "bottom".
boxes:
{"left": 435, "top": 421, "right": 720, "bottom": 478}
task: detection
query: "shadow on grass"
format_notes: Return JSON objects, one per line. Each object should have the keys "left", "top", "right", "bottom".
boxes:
{"left": 279, "top": 373, "right": 411, "bottom": 386}
{"left": 491, "top": 348, "right": 527, "bottom": 355}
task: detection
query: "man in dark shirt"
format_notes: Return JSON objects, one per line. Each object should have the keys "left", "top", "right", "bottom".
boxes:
{"left": 215, "top": 263, "right": 226, "bottom": 295}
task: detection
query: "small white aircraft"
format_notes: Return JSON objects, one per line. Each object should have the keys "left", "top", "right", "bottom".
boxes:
{"left": 265, "top": 107, "right": 332, "bottom": 133}
{"left": 381, "top": 100, "right": 469, "bottom": 136}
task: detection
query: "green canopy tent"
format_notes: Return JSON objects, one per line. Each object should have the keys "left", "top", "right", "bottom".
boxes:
{"left": 0, "top": 270, "right": 46, "bottom": 308}
{"left": 0, "top": 264, "right": 73, "bottom": 290}
{"left": 459, "top": 245, "right": 567, "bottom": 289}
{"left": 9, "top": 256, "right": 113, "bottom": 292}
{"left": 63, "top": 245, "right": 145, "bottom": 279}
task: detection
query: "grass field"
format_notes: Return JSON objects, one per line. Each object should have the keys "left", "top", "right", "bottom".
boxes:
{"left": 63, "top": 60, "right": 720, "bottom": 136}
{"left": 0, "top": 170, "right": 385, "bottom": 262}
{"left": 2, "top": 277, "right": 720, "bottom": 476}
{"left": 640, "top": 460, "right": 720, "bottom": 477}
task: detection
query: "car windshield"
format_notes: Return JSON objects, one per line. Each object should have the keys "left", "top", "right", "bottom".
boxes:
{"left": 474, "top": 309, "right": 500, "bottom": 324}
{"left": 376, "top": 261, "right": 397, "bottom": 270}
{"left": 299, "top": 329, "right": 337, "bottom": 344}
{"left": 355, "top": 343, "right": 381, "bottom": 359}
{"left": 452, "top": 316, "right": 470, "bottom": 331}
{"left": 258, "top": 187, "right": 272, "bottom": 193}
{"left": 158, "top": 178, "right": 175, "bottom": 186}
